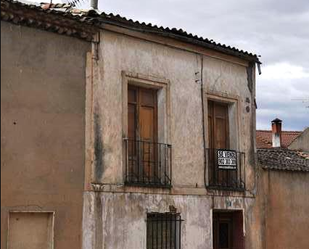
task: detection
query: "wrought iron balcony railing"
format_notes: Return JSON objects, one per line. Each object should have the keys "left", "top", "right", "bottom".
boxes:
{"left": 206, "top": 148, "right": 245, "bottom": 191}
{"left": 124, "top": 139, "right": 172, "bottom": 188}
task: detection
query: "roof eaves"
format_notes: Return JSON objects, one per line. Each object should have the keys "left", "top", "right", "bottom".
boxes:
{"left": 3, "top": 0, "right": 261, "bottom": 62}
{"left": 96, "top": 12, "right": 260, "bottom": 63}
{"left": 1, "top": 0, "right": 98, "bottom": 41}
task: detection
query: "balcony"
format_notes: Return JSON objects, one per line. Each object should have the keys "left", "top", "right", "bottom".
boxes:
{"left": 124, "top": 139, "right": 172, "bottom": 188}
{"left": 206, "top": 148, "right": 245, "bottom": 191}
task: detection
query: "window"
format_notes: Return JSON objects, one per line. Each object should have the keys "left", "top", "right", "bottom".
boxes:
{"left": 207, "top": 100, "right": 245, "bottom": 191}
{"left": 147, "top": 213, "right": 182, "bottom": 249}
{"left": 128, "top": 85, "right": 158, "bottom": 145}
{"left": 125, "top": 85, "right": 172, "bottom": 187}
{"left": 208, "top": 100, "right": 229, "bottom": 150}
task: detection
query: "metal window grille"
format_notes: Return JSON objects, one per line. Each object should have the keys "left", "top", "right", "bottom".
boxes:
{"left": 124, "top": 139, "right": 172, "bottom": 187}
{"left": 147, "top": 213, "right": 183, "bottom": 249}
{"left": 206, "top": 148, "right": 246, "bottom": 191}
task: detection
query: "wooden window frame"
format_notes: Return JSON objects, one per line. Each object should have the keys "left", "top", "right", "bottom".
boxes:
{"left": 128, "top": 85, "right": 158, "bottom": 142}
{"left": 208, "top": 100, "right": 230, "bottom": 150}
{"left": 205, "top": 93, "right": 241, "bottom": 188}
{"left": 122, "top": 71, "right": 171, "bottom": 184}
{"left": 205, "top": 93, "right": 240, "bottom": 150}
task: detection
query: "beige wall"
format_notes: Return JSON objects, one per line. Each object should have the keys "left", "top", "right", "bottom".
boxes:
{"left": 83, "top": 28, "right": 258, "bottom": 249}
{"left": 288, "top": 127, "right": 309, "bottom": 151}
{"left": 1, "top": 21, "right": 91, "bottom": 249}
{"left": 254, "top": 169, "right": 309, "bottom": 249}
{"left": 8, "top": 212, "right": 54, "bottom": 249}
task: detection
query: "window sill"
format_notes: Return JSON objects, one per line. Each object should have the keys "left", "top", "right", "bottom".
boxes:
{"left": 124, "top": 181, "right": 172, "bottom": 189}
{"left": 206, "top": 185, "right": 245, "bottom": 193}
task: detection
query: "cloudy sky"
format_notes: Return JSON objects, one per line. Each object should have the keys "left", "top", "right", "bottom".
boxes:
{"left": 28, "top": 0, "right": 309, "bottom": 131}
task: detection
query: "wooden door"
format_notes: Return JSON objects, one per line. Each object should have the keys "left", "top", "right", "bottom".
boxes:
{"left": 128, "top": 86, "right": 158, "bottom": 182}
{"left": 213, "top": 212, "right": 244, "bottom": 249}
{"left": 213, "top": 213, "right": 233, "bottom": 249}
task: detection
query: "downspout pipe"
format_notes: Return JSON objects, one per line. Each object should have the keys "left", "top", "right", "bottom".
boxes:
{"left": 199, "top": 55, "right": 208, "bottom": 189}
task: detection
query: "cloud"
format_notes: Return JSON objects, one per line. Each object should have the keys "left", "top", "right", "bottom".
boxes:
{"left": 256, "top": 63, "right": 309, "bottom": 130}
{"left": 260, "top": 63, "right": 309, "bottom": 80}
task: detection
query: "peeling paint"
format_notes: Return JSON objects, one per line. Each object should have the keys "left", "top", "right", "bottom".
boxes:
{"left": 83, "top": 28, "right": 258, "bottom": 249}
{"left": 93, "top": 104, "right": 104, "bottom": 182}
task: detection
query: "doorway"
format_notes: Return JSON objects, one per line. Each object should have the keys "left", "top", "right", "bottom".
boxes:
{"left": 213, "top": 210, "right": 244, "bottom": 249}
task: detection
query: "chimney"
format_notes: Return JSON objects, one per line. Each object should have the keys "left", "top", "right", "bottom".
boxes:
{"left": 90, "top": 0, "right": 98, "bottom": 9}
{"left": 271, "top": 118, "right": 282, "bottom": 148}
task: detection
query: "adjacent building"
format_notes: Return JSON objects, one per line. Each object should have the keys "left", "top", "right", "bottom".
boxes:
{"left": 255, "top": 119, "right": 309, "bottom": 249}
{"left": 256, "top": 123, "right": 302, "bottom": 150}
{"left": 255, "top": 148, "right": 309, "bottom": 249}
{"left": 1, "top": 1, "right": 96, "bottom": 248}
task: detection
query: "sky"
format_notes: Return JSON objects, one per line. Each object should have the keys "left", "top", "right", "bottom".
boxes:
{"left": 27, "top": 0, "right": 309, "bottom": 131}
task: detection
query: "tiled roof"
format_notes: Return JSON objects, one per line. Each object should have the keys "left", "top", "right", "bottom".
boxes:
{"left": 1, "top": 0, "right": 98, "bottom": 41}
{"left": 257, "top": 149, "right": 309, "bottom": 172}
{"left": 1, "top": 0, "right": 260, "bottom": 62}
{"left": 94, "top": 13, "right": 260, "bottom": 62}
{"left": 256, "top": 130, "right": 301, "bottom": 149}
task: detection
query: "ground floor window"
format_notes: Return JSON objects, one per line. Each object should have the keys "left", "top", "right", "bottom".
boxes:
{"left": 213, "top": 210, "right": 244, "bottom": 249}
{"left": 147, "top": 212, "right": 182, "bottom": 249}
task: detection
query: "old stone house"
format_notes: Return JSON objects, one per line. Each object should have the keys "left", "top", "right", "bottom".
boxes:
{"left": 1, "top": 1, "right": 263, "bottom": 249}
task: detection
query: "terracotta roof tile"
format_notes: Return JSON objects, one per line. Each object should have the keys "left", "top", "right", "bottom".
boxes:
{"left": 257, "top": 149, "right": 309, "bottom": 172}
{"left": 1, "top": 0, "right": 260, "bottom": 62}
{"left": 1, "top": 0, "right": 98, "bottom": 41}
{"left": 256, "top": 130, "right": 301, "bottom": 149}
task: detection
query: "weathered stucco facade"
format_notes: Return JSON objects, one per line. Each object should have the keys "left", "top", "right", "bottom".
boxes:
{"left": 83, "top": 25, "right": 260, "bottom": 249}
{"left": 3, "top": 1, "right": 309, "bottom": 248}
{"left": 1, "top": 20, "right": 91, "bottom": 249}
{"left": 255, "top": 168, "right": 309, "bottom": 249}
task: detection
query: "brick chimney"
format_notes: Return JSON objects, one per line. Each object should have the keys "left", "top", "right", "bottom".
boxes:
{"left": 272, "top": 118, "right": 282, "bottom": 148}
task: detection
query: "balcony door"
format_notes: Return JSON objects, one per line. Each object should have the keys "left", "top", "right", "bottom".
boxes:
{"left": 208, "top": 100, "right": 229, "bottom": 150}
{"left": 128, "top": 85, "right": 158, "bottom": 182}
{"left": 208, "top": 101, "right": 237, "bottom": 187}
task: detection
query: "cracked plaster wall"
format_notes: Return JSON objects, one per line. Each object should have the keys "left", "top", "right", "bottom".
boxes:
{"left": 1, "top": 21, "right": 91, "bottom": 249}
{"left": 84, "top": 28, "right": 259, "bottom": 249}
